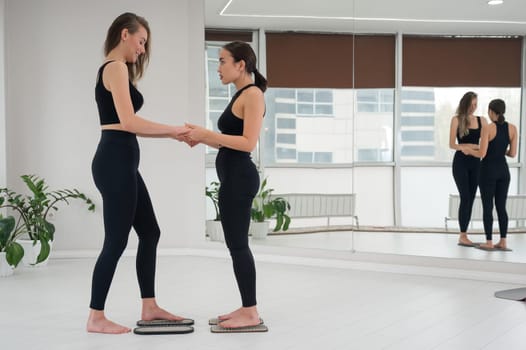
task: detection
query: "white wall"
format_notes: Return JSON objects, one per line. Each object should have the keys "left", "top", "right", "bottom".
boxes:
{"left": 354, "top": 167, "right": 393, "bottom": 226}
{"left": 263, "top": 167, "right": 394, "bottom": 227}
{"left": 401, "top": 167, "right": 520, "bottom": 228}
{"left": 5, "top": 0, "right": 205, "bottom": 251}
{"left": 0, "top": 0, "right": 5, "bottom": 189}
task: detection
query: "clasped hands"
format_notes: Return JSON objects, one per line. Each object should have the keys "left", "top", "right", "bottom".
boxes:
{"left": 171, "top": 123, "right": 209, "bottom": 148}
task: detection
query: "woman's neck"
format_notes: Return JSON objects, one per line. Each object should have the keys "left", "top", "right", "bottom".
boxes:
{"left": 234, "top": 76, "right": 254, "bottom": 90}
{"left": 105, "top": 49, "right": 126, "bottom": 63}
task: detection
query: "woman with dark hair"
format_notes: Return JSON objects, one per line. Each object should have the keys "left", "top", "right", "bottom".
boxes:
{"left": 466, "top": 99, "right": 517, "bottom": 251}
{"left": 449, "top": 91, "right": 487, "bottom": 247}
{"left": 87, "top": 13, "right": 192, "bottom": 334}
{"left": 186, "top": 41, "right": 267, "bottom": 331}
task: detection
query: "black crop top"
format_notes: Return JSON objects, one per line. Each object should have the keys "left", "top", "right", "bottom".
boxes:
{"left": 457, "top": 116, "right": 481, "bottom": 144}
{"left": 95, "top": 61, "right": 144, "bottom": 125}
{"left": 218, "top": 84, "right": 258, "bottom": 136}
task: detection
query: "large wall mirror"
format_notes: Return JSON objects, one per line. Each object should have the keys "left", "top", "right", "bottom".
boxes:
{"left": 204, "top": 0, "right": 526, "bottom": 264}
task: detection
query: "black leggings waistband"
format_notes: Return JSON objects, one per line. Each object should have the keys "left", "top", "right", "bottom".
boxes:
{"left": 99, "top": 129, "right": 138, "bottom": 148}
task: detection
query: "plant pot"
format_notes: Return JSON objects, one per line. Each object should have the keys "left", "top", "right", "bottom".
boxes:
{"left": 17, "top": 239, "right": 53, "bottom": 267}
{"left": 206, "top": 220, "right": 224, "bottom": 242}
{"left": 249, "top": 221, "right": 270, "bottom": 239}
{"left": 0, "top": 252, "right": 14, "bottom": 277}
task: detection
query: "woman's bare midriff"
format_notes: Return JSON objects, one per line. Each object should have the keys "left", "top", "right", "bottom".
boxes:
{"left": 101, "top": 123, "right": 123, "bottom": 131}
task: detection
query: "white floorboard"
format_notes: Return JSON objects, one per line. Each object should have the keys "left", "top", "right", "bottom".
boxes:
{"left": 254, "top": 230, "right": 526, "bottom": 263}
{"left": 1, "top": 253, "right": 525, "bottom": 350}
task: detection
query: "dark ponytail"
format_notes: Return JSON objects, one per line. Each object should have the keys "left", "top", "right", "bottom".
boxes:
{"left": 253, "top": 69, "right": 268, "bottom": 92}
{"left": 223, "top": 41, "right": 267, "bottom": 92}
{"left": 488, "top": 99, "right": 506, "bottom": 124}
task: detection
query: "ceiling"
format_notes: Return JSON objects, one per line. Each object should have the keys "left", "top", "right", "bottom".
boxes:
{"left": 205, "top": 0, "right": 526, "bottom": 36}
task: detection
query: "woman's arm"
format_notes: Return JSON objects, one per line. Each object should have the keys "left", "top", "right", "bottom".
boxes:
{"left": 506, "top": 123, "right": 518, "bottom": 158}
{"left": 467, "top": 123, "right": 489, "bottom": 158}
{"left": 105, "top": 61, "right": 187, "bottom": 138}
{"left": 187, "top": 88, "right": 265, "bottom": 152}
{"left": 449, "top": 116, "right": 465, "bottom": 152}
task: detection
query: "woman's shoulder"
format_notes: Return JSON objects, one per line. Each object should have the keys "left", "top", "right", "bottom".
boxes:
{"left": 241, "top": 85, "right": 264, "bottom": 101}
{"left": 103, "top": 60, "right": 127, "bottom": 72}
{"left": 101, "top": 61, "right": 129, "bottom": 82}
{"left": 245, "top": 84, "right": 263, "bottom": 95}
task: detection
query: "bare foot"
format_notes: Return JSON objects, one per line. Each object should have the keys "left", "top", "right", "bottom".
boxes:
{"left": 479, "top": 242, "right": 494, "bottom": 249}
{"left": 495, "top": 239, "right": 507, "bottom": 250}
{"left": 87, "top": 310, "right": 130, "bottom": 334}
{"left": 458, "top": 234, "right": 473, "bottom": 246}
{"left": 141, "top": 298, "right": 187, "bottom": 321}
{"left": 217, "top": 307, "right": 242, "bottom": 321}
{"left": 218, "top": 306, "right": 260, "bottom": 328}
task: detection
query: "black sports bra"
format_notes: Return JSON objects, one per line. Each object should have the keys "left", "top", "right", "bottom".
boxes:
{"left": 95, "top": 61, "right": 144, "bottom": 125}
{"left": 457, "top": 116, "right": 481, "bottom": 144}
{"left": 217, "top": 84, "right": 256, "bottom": 136}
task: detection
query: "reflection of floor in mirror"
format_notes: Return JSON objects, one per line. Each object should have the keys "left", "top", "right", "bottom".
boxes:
{"left": 253, "top": 231, "right": 526, "bottom": 263}
{"left": 2, "top": 255, "right": 525, "bottom": 350}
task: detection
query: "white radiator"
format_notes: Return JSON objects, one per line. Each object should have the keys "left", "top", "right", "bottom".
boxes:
{"left": 270, "top": 193, "right": 359, "bottom": 228}
{"left": 445, "top": 194, "right": 526, "bottom": 229}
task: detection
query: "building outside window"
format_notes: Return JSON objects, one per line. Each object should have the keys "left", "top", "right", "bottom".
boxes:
{"left": 263, "top": 88, "right": 395, "bottom": 165}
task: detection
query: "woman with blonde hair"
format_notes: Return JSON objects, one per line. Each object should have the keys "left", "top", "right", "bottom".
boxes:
{"left": 87, "top": 12, "right": 192, "bottom": 334}
{"left": 449, "top": 91, "right": 487, "bottom": 246}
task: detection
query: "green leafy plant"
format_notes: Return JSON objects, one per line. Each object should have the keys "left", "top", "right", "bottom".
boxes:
{"left": 0, "top": 174, "right": 95, "bottom": 264}
{"left": 206, "top": 181, "right": 220, "bottom": 221}
{"left": 0, "top": 215, "right": 25, "bottom": 267}
{"left": 251, "top": 177, "right": 291, "bottom": 232}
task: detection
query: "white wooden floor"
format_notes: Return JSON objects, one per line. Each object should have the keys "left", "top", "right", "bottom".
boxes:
{"left": 1, "top": 252, "right": 525, "bottom": 350}
{"left": 254, "top": 230, "right": 526, "bottom": 263}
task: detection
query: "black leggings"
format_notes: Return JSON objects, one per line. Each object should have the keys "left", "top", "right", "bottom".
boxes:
{"left": 452, "top": 152, "right": 480, "bottom": 232}
{"left": 90, "top": 130, "right": 160, "bottom": 310}
{"left": 479, "top": 161, "right": 510, "bottom": 241}
{"left": 216, "top": 149, "right": 260, "bottom": 307}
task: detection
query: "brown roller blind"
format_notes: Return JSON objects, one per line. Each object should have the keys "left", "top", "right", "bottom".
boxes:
{"left": 403, "top": 36, "right": 523, "bottom": 87}
{"left": 205, "top": 30, "right": 253, "bottom": 43}
{"left": 355, "top": 35, "right": 395, "bottom": 88}
{"left": 266, "top": 33, "right": 354, "bottom": 88}
{"left": 266, "top": 33, "right": 395, "bottom": 88}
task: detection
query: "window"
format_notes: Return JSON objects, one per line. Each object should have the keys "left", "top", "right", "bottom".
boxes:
{"left": 296, "top": 89, "right": 334, "bottom": 117}
{"left": 264, "top": 88, "right": 351, "bottom": 164}
{"left": 357, "top": 90, "right": 394, "bottom": 113}
{"left": 263, "top": 88, "right": 394, "bottom": 165}
{"left": 354, "top": 89, "right": 395, "bottom": 162}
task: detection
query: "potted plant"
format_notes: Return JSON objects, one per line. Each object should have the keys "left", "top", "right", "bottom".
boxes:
{"left": 0, "top": 215, "right": 25, "bottom": 277}
{"left": 205, "top": 181, "right": 224, "bottom": 242}
{"left": 250, "top": 177, "right": 291, "bottom": 239}
{"left": 0, "top": 174, "right": 95, "bottom": 266}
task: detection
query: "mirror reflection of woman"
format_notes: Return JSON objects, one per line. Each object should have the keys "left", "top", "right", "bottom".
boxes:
{"left": 449, "top": 92, "right": 488, "bottom": 247}
{"left": 465, "top": 99, "right": 517, "bottom": 250}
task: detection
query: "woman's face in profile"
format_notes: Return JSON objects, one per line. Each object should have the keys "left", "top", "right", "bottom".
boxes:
{"left": 124, "top": 26, "right": 147, "bottom": 63}
{"left": 217, "top": 49, "right": 241, "bottom": 85}
{"left": 488, "top": 107, "right": 497, "bottom": 121}
{"left": 468, "top": 97, "right": 478, "bottom": 115}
